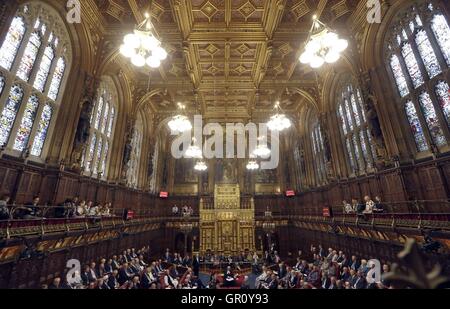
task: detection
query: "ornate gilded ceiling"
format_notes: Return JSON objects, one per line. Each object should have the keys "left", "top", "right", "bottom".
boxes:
{"left": 88, "top": 0, "right": 362, "bottom": 120}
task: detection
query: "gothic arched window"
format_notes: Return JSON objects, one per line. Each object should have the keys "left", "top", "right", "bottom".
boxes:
{"left": 336, "top": 81, "right": 375, "bottom": 175}
{"left": 386, "top": 2, "right": 450, "bottom": 154}
{"left": 82, "top": 77, "right": 117, "bottom": 179}
{"left": 126, "top": 115, "right": 144, "bottom": 188}
{"left": 0, "top": 3, "right": 71, "bottom": 158}
{"left": 311, "top": 121, "right": 327, "bottom": 185}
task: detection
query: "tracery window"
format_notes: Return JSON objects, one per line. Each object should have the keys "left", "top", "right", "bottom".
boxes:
{"left": 311, "top": 122, "right": 327, "bottom": 185}
{"left": 336, "top": 82, "right": 374, "bottom": 175}
{"left": 0, "top": 3, "right": 71, "bottom": 158}
{"left": 126, "top": 115, "right": 144, "bottom": 188}
{"left": 386, "top": 2, "right": 450, "bottom": 154}
{"left": 82, "top": 77, "right": 117, "bottom": 179}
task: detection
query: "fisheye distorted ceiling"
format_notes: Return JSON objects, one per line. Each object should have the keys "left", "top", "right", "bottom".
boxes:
{"left": 90, "top": 0, "right": 361, "bottom": 119}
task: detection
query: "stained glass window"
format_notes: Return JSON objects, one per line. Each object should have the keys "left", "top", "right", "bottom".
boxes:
{"left": 0, "top": 75, "right": 4, "bottom": 95}
{"left": 338, "top": 105, "right": 347, "bottom": 134}
{"left": 0, "top": 4, "right": 71, "bottom": 159}
{"left": 82, "top": 78, "right": 117, "bottom": 178}
{"left": 101, "top": 103, "right": 109, "bottom": 133}
{"left": 418, "top": 92, "right": 447, "bottom": 147}
{"left": 344, "top": 99, "right": 354, "bottom": 131}
{"left": 337, "top": 81, "right": 373, "bottom": 175}
{"left": 0, "top": 17, "right": 26, "bottom": 71}
{"left": 401, "top": 43, "right": 424, "bottom": 89}
{"left": 360, "top": 131, "right": 369, "bottom": 164}
{"left": 16, "top": 32, "right": 42, "bottom": 82}
{"left": 310, "top": 122, "right": 327, "bottom": 185}
{"left": 85, "top": 135, "right": 96, "bottom": 172}
{"left": 107, "top": 107, "right": 115, "bottom": 138}
{"left": 0, "top": 85, "right": 24, "bottom": 147}
{"left": 405, "top": 101, "right": 428, "bottom": 152}
{"left": 30, "top": 103, "right": 52, "bottom": 156}
{"left": 351, "top": 94, "right": 361, "bottom": 126}
{"left": 93, "top": 139, "right": 102, "bottom": 175}
{"left": 47, "top": 58, "right": 65, "bottom": 100}
{"left": 390, "top": 55, "right": 410, "bottom": 97}
{"left": 431, "top": 14, "right": 450, "bottom": 66}
{"left": 435, "top": 81, "right": 450, "bottom": 126}
{"left": 13, "top": 95, "right": 39, "bottom": 151}
{"left": 415, "top": 30, "right": 441, "bottom": 79}
{"left": 94, "top": 96, "right": 104, "bottom": 130}
{"left": 387, "top": 4, "right": 450, "bottom": 154}
{"left": 357, "top": 90, "right": 367, "bottom": 122}
{"left": 33, "top": 46, "right": 55, "bottom": 92}
{"left": 346, "top": 138, "right": 356, "bottom": 172}
{"left": 101, "top": 141, "right": 109, "bottom": 176}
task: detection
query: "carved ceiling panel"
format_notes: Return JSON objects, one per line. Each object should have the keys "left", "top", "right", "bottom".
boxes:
{"left": 89, "top": 0, "right": 361, "bottom": 119}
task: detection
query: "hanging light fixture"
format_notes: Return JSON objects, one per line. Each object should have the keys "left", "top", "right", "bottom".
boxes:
{"left": 246, "top": 160, "right": 259, "bottom": 171}
{"left": 267, "top": 101, "right": 292, "bottom": 132}
{"left": 194, "top": 160, "right": 208, "bottom": 171}
{"left": 168, "top": 103, "right": 192, "bottom": 134}
{"left": 185, "top": 138, "right": 203, "bottom": 159}
{"left": 120, "top": 9, "right": 168, "bottom": 69}
{"left": 299, "top": 15, "right": 348, "bottom": 69}
{"left": 252, "top": 136, "right": 272, "bottom": 158}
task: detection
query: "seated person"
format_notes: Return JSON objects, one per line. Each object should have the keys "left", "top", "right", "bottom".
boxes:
{"left": 373, "top": 196, "right": 385, "bottom": 213}
{"left": 223, "top": 266, "right": 236, "bottom": 287}
{"left": 0, "top": 195, "right": 11, "bottom": 220}
{"left": 76, "top": 200, "right": 87, "bottom": 217}
{"left": 363, "top": 196, "right": 375, "bottom": 214}
{"left": 163, "top": 269, "right": 179, "bottom": 289}
{"left": 343, "top": 200, "right": 354, "bottom": 214}
{"left": 140, "top": 267, "right": 157, "bottom": 289}
{"left": 89, "top": 203, "right": 100, "bottom": 216}
{"left": 21, "top": 196, "right": 41, "bottom": 219}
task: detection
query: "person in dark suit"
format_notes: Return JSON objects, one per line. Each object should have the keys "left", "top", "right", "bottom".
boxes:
{"left": 354, "top": 271, "right": 367, "bottom": 289}
{"left": 307, "top": 265, "right": 321, "bottom": 288}
{"left": 118, "top": 263, "right": 133, "bottom": 286}
{"left": 111, "top": 256, "right": 120, "bottom": 270}
{"left": 328, "top": 277, "right": 338, "bottom": 289}
{"left": 140, "top": 267, "right": 156, "bottom": 289}
{"left": 267, "top": 273, "right": 278, "bottom": 289}
{"left": 97, "top": 278, "right": 110, "bottom": 289}
{"left": 23, "top": 196, "right": 41, "bottom": 219}
{"left": 193, "top": 254, "right": 200, "bottom": 277}
{"left": 163, "top": 248, "right": 172, "bottom": 263}
{"left": 278, "top": 262, "right": 287, "bottom": 279}
{"left": 349, "top": 269, "right": 358, "bottom": 288}
{"left": 81, "top": 266, "right": 95, "bottom": 286}
{"left": 107, "top": 270, "right": 119, "bottom": 289}
{"left": 350, "top": 255, "right": 361, "bottom": 271}
{"left": 223, "top": 266, "right": 236, "bottom": 287}
{"left": 183, "top": 254, "right": 192, "bottom": 267}
{"left": 104, "top": 260, "right": 113, "bottom": 274}
{"left": 321, "top": 271, "right": 331, "bottom": 289}
{"left": 48, "top": 278, "right": 61, "bottom": 289}
{"left": 340, "top": 267, "right": 351, "bottom": 282}
{"left": 128, "top": 276, "right": 140, "bottom": 289}
{"left": 374, "top": 196, "right": 385, "bottom": 213}
{"left": 191, "top": 276, "right": 205, "bottom": 289}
